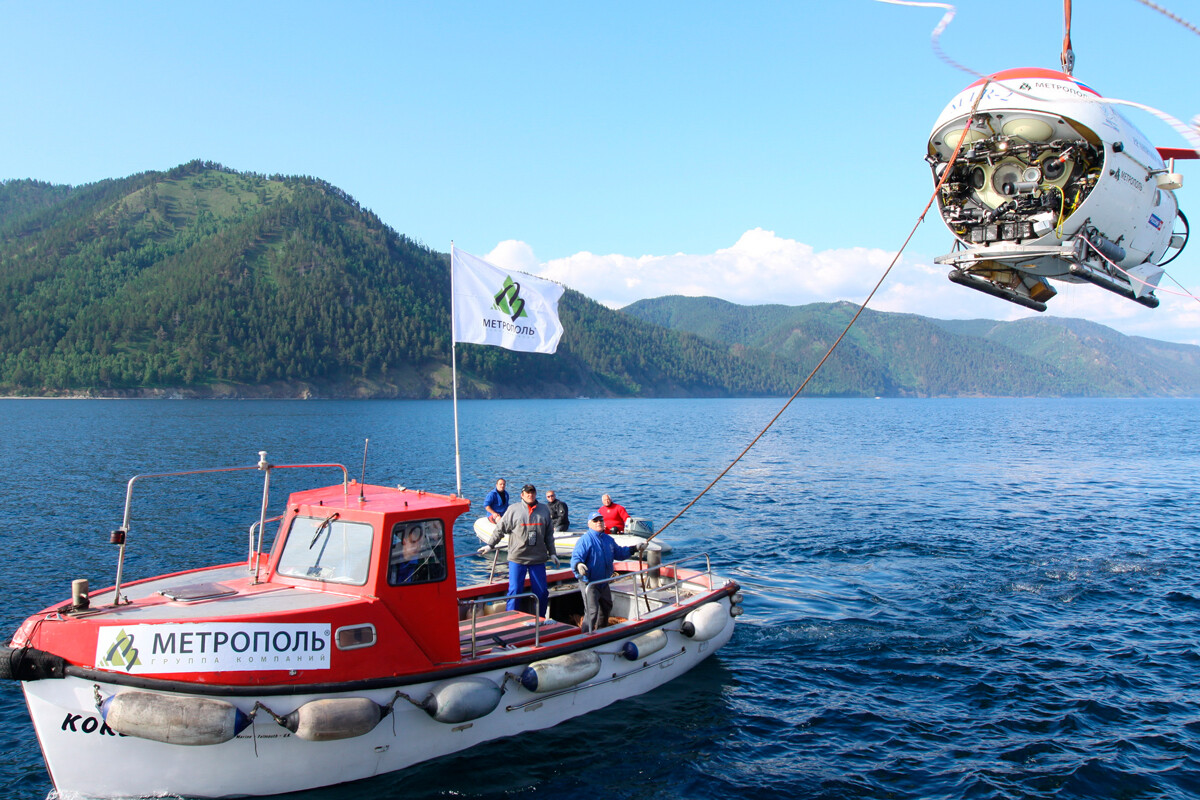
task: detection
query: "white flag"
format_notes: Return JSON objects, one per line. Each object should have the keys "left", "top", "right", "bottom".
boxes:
{"left": 451, "top": 245, "right": 565, "bottom": 354}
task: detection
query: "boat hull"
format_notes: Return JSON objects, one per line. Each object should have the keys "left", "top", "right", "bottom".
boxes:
{"left": 23, "top": 599, "right": 735, "bottom": 798}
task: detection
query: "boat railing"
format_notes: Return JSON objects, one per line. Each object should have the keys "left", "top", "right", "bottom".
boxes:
{"left": 582, "top": 552, "right": 715, "bottom": 622}
{"left": 247, "top": 516, "right": 284, "bottom": 572}
{"left": 109, "top": 451, "right": 349, "bottom": 606}
{"left": 458, "top": 590, "right": 545, "bottom": 658}
{"left": 457, "top": 553, "right": 717, "bottom": 657}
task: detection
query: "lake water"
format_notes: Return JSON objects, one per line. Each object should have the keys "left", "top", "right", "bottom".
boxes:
{"left": 1, "top": 398, "right": 1198, "bottom": 800}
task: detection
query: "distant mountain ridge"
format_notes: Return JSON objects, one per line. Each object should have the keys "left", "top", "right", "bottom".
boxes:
{"left": 3, "top": 161, "right": 1197, "bottom": 398}
{"left": 0, "top": 162, "right": 788, "bottom": 398}
{"left": 621, "top": 296, "right": 1200, "bottom": 397}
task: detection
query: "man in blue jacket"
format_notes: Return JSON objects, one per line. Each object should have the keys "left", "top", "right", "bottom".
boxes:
{"left": 484, "top": 478, "right": 509, "bottom": 523}
{"left": 571, "top": 512, "right": 645, "bottom": 632}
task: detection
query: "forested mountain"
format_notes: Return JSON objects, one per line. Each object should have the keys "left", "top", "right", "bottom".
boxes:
{"left": 622, "top": 296, "right": 1200, "bottom": 397}
{"left": 4, "top": 162, "right": 1197, "bottom": 399}
{"left": 0, "top": 162, "right": 790, "bottom": 398}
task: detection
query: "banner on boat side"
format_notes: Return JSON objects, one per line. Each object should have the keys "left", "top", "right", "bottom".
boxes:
{"left": 451, "top": 245, "right": 565, "bottom": 354}
{"left": 94, "top": 623, "right": 332, "bottom": 674}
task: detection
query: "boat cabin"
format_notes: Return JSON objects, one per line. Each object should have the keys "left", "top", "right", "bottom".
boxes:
{"left": 266, "top": 481, "right": 470, "bottom": 669}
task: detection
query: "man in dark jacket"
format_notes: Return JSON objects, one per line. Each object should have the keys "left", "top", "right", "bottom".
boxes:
{"left": 480, "top": 484, "right": 556, "bottom": 616}
{"left": 545, "top": 490, "right": 570, "bottom": 532}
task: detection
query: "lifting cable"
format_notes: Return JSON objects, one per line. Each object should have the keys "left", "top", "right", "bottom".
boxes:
{"left": 1080, "top": 230, "right": 1200, "bottom": 304}
{"left": 872, "top": 3, "right": 1200, "bottom": 305}
{"left": 1062, "top": 0, "right": 1075, "bottom": 75}
{"left": 875, "top": 2, "right": 975, "bottom": 81}
{"left": 648, "top": 83, "right": 992, "bottom": 544}
{"left": 1135, "top": 0, "right": 1200, "bottom": 37}
{"left": 1165, "top": 270, "right": 1200, "bottom": 304}
{"left": 1068, "top": 0, "right": 1200, "bottom": 302}
{"left": 651, "top": 0, "right": 1200, "bottom": 544}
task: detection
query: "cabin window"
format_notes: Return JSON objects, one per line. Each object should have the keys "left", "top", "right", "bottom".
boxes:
{"left": 276, "top": 515, "right": 373, "bottom": 586}
{"left": 387, "top": 519, "right": 447, "bottom": 586}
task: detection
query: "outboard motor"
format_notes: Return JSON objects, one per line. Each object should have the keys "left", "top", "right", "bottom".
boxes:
{"left": 625, "top": 518, "right": 654, "bottom": 537}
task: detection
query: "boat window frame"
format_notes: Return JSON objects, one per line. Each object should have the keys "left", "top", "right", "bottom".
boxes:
{"left": 275, "top": 514, "right": 374, "bottom": 586}
{"left": 386, "top": 518, "right": 448, "bottom": 586}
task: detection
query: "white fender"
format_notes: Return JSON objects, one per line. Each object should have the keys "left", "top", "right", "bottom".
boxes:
{"left": 519, "top": 651, "right": 601, "bottom": 693}
{"left": 101, "top": 692, "right": 249, "bottom": 746}
{"left": 621, "top": 629, "right": 668, "bottom": 661}
{"left": 421, "top": 677, "right": 503, "bottom": 723}
{"left": 681, "top": 602, "right": 727, "bottom": 641}
{"left": 282, "top": 697, "right": 383, "bottom": 741}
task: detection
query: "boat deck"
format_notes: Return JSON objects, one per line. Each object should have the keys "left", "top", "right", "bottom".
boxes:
{"left": 82, "top": 565, "right": 360, "bottom": 620}
{"left": 458, "top": 610, "right": 578, "bottom": 657}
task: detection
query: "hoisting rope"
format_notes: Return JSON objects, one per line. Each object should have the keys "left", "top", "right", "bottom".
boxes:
{"left": 1062, "top": 0, "right": 1200, "bottom": 303}
{"left": 871, "top": 2, "right": 1200, "bottom": 302}
{"left": 1135, "top": 0, "right": 1200, "bottom": 37}
{"left": 649, "top": 0, "right": 1200, "bottom": 544}
{"left": 875, "top": 2, "right": 974, "bottom": 79}
{"left": 1078, "top": 228, "right": 1200, "bottom": 304}
{"left": 1062, "top": 0, "right": 1075, "bottom": 75}
{"left": 1104, "top": 96, "right": 1200, "bottom": 153}
{"left": 878, "top": 1, "right": 1200, "bottom": 144}
{"left": 648, "top": 83, "right": 991, "bottom": 543}
{"left": 873, "top": 2, "right": 1042, "bottom": 102}
{"left": 1165, "top": 269, "right": 1200, "bottom": 304}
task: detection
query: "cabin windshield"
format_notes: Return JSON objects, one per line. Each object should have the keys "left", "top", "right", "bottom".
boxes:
{"left": 276, "top": 515, "right": 373, "bottom": 585}
{"left": 387, "top": 519, "right": 447, "bottom": 585}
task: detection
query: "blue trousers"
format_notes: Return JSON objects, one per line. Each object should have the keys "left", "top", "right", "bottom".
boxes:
{"left": 507, "top": 562, "right": 549, "bottom": 616}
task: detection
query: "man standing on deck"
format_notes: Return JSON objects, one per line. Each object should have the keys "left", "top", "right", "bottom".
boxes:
{"left": 597, "top": 493, "right": 630, "bottom": 533}
{"left": 572, "top": 512, "right": 645, "bottom": 632}
{"left": 546, "top": 490, "right": 570, "bottom": 532}
{"left": 484, "top": 478, "right": 509, "bottom": 523}
{"left": 479, "top": 484, "right": 557, "bottom": 617}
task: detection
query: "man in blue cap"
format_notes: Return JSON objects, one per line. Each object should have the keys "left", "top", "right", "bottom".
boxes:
{"left": 570, "top": 512, "right": 645, "bottom": 632}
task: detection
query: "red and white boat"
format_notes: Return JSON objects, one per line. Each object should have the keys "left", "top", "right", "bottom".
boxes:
{"left": 2, "top": 453, "right": 742, "bottom": 798}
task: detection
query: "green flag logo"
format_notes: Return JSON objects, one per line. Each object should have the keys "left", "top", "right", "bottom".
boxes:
{"left": 493, "top": 276, "right": 528, "bottom": 322}
{"left": 100, "top": 629, "right": 142, "bottom": 672}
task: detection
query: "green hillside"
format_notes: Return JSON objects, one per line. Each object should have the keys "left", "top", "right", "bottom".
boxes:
{"left": 0, "top": 162, "right": 788, "bottom": 398}
{"left": 4, "top": 162, "right": 1198, "bottom": 399}
{"left": 623, "top": 296, "right": 1200, "bottom": 397}
{"left": 976, "top": 317, "right": 1200, "bottom": 395}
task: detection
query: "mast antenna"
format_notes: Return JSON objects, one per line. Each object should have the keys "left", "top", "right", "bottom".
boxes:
{"left": 359, "top": 438, "right": 369, "bottom": 501}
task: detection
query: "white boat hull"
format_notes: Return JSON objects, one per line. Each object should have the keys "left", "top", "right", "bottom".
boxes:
{"left": 23, "top": 600, "right": 734, "bottom": 798}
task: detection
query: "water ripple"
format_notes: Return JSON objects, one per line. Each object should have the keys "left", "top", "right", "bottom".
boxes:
{"left": 2, "top": 398, "right": 1199, "bottom": 799}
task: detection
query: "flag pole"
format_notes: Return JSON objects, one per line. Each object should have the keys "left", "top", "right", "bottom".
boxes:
{"left": 448, "top": 245, "right": 564, "bottom": 498}
{"left": 450, "top": 242, "right": 463, "bottom": 497}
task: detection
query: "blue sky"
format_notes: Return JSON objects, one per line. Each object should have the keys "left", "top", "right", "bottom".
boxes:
{"left": 4, "top": 1, "right": 1200, "bottom": 342}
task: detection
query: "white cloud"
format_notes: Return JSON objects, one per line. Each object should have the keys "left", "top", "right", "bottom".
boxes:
{"left": 534, "top": 229, "right": 887, "bottom": 307}
{"left": 485, "top": 240, "right": 540, "bottom": 272}
{"left": 485, "top": 229, "right": 1200, "bottom": 344}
